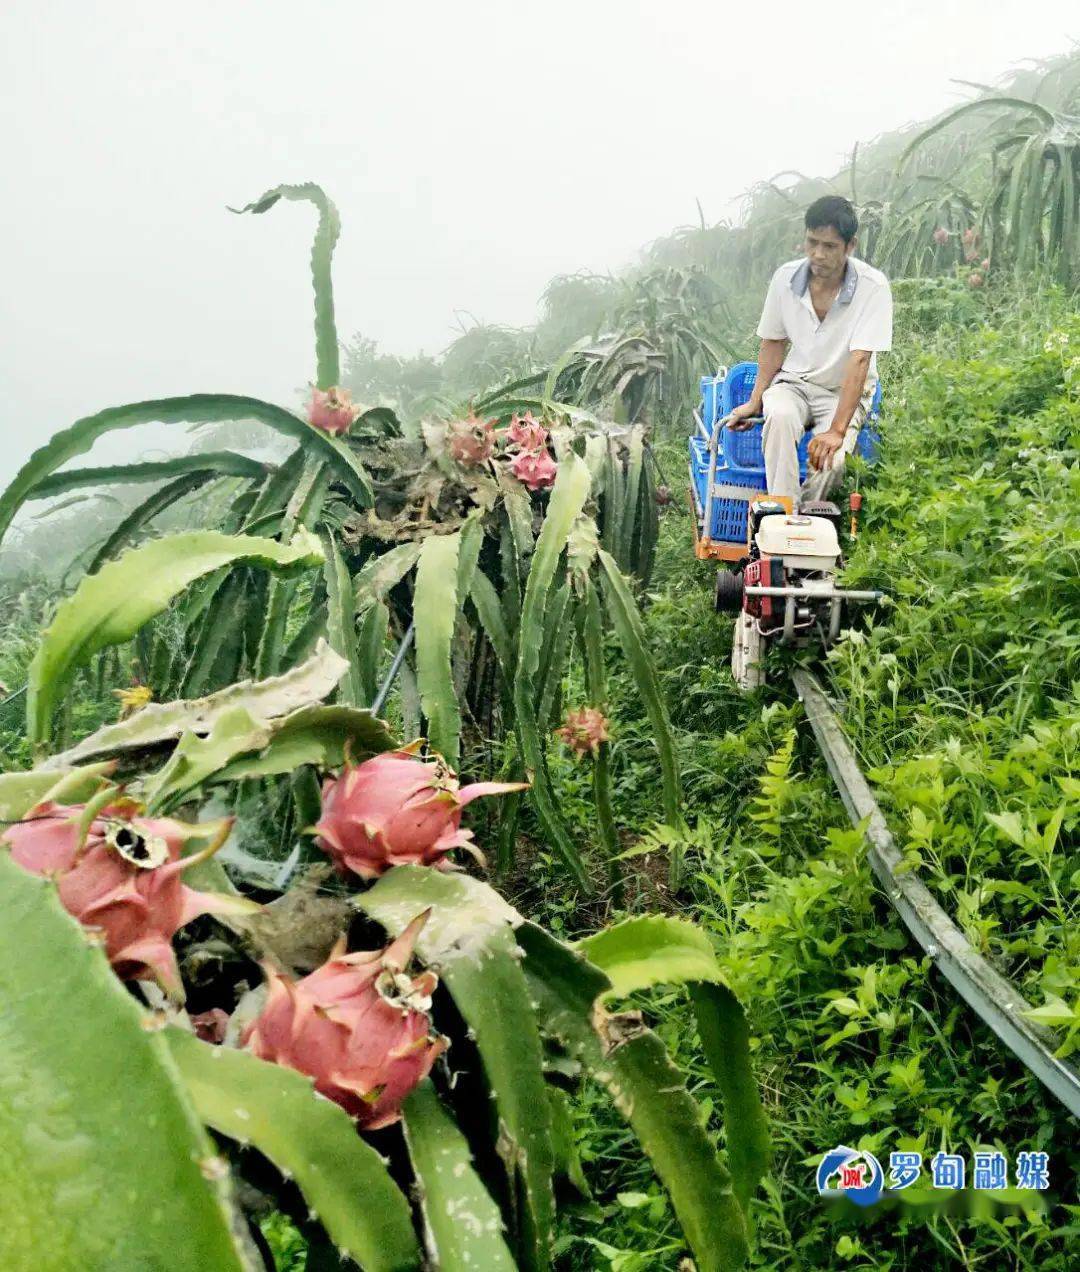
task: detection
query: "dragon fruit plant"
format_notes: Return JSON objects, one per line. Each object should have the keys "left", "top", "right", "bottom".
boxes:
{"left": 0, "top": 649, "right": 767, "bottom": 1272}
{"left": 0, "top": 180, "right": 666, "bottom": 896}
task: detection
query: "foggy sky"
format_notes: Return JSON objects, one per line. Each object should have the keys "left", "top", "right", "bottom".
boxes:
{"left": 1, "top": 0, "right": 1076, "bottom": 493}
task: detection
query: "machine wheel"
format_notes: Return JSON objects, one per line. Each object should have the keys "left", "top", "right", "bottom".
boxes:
{"left": 714, "top": 568, "right": 744, "bottom": 613}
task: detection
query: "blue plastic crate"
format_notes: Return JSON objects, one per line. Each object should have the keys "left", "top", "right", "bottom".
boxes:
{"left": 703, "top": 361, "right": 883, "bottom": 477}
{"left": 689, "top": 437, "right": 766, "bottom": 543}
{"left": 699, "top": 374, "right": 723, "bottom": 434}
{"left": 719, "top": 361, "right": 760, "bottom": 418}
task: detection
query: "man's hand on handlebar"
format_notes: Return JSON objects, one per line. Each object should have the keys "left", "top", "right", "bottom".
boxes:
{"left": 725, "top": 401, "right": 761, "bottom": 432}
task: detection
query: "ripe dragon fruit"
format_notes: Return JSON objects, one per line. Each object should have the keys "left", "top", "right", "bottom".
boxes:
{"left": 932, "top": 226, "right": 949, "bottom": 246}
{"left": 654, "top": 484, "right": 673, "bottom": 507}
{"left": 510, "top": 447, "right": 558, "bottom": 492}
{"left": 505, "top": 411, "right": 549, "bottom": 452}
{"left": 189, "top": 1007, "right": 230, "bottom": 1044}
{"left": 308, "top": 386, "right": 358, "bottom": 435}
{"left": 4, "top": 802, "right": 254, "bottom": 998}
{"left": 243, "top": 911, "right": 445, "bottom": 1129}
{"left": 968, "top": 271, "right": 984, "bottom": 289}
{"left": 314, "top": 748, "right": 527, "bottom": 879}
{"left": 555, "top": 706, "right": 612, "bottom": 759}
{"left": 447, "top": 414, "right": 496, "bottom": 466}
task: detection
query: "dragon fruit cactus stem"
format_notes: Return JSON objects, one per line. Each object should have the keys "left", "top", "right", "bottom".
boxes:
{"left": 5, "top": 802, "right": 257, "bottom": 999}
{"left": 314, "top": 746, "right": 528, "bottom": 879}
{"left": 243, "top": 910, "right": 446, "bottom": 1129}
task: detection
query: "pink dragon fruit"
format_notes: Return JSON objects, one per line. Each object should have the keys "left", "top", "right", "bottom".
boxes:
{"left": 968, "top": 270, "right": 984, "bottom": 289}
{"left": 932, "top": 226, "right": 949, "bottom": 246}
{"left": 447, "top": 414, "right": 496, "bottom": 466}
{"left": 654, "top": 484, "right": 673, "bottom": 507}
{"left": 505, "top": 411, "right": 549, "bottom": 452}
{"left": 510, "top": 447, "right": 558, "bottom": 492}
{"left": 189, "top": 1007, "right": 230, "bottom": 1044}
{"left": 314, "top": 748, "right": 527, "bottom": 879}
{"left": 308, "top": 386, "right": 358, "bottom": 435}
{"left": 243, "top": 911, "right": 445, "bottom": 1128}
{"left": 555, "top": 706, "right": 612, "bottom": 759}
{"left": 4, "top": 802, "right": 254, "bottom": 998}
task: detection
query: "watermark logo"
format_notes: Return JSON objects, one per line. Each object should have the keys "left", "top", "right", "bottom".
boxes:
{"left": 816, "top": 1146, "right": 1050, "bottom": 1206}
{"left": 816, "top": 1145, "right": 885, "bottom": 1207}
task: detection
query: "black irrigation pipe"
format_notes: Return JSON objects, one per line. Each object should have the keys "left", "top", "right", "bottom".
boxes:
{"left": 793, "top": 667, "right": 1080, "bottom": 1119}
{"left": 273, "top": 622, "right": 415, "bottom": 891}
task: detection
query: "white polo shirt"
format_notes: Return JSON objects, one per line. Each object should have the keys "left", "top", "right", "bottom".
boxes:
{"left": 756, "top": 257, "right": 893, "bottom": 392}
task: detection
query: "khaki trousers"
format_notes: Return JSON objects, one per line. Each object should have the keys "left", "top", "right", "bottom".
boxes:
{"left": 761, "top": 373, "right": 871, "bottom": 502}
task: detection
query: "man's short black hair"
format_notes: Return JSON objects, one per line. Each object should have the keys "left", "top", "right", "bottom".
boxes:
{"left": 805, "top": 196, "right": 858, "bottom": 244}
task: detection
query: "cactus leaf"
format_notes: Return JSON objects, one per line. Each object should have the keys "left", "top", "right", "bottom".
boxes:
{"left": 167, "top": 1029, "right": 420, "bottom": 1272}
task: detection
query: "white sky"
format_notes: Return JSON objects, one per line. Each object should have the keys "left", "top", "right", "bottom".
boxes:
{"left": 0, "top": 0, "right": 1076, "bottom": 493}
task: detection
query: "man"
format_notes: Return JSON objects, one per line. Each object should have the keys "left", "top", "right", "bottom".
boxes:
{"left": 727, "top": 195, "right": 892, "bottom": 503}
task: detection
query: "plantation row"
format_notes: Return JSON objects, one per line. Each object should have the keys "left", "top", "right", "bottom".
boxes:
{"left": 1, "top": 48, "right": 1077, "bottom": 1272}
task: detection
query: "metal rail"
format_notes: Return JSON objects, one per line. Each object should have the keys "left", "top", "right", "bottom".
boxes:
{"left": 793, "top": 668, "right": 1080, "bottom": 1118}
{"left": 745, "top": 585, "right": 883, "bottom": 601}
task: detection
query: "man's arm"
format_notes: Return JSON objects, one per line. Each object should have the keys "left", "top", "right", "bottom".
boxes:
{"left": 806, "top": 349, "right": 871, "bottom": 469}
{"left": 727, "top": 337, "right": 788, "bottom": 430}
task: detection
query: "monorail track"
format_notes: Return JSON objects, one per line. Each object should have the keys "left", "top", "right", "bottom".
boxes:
{"left": 793, "top": 668, "right": 1080, "bottom": 1119}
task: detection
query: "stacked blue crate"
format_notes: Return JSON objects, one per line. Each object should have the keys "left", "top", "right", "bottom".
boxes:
{"left": 690, "top": 362, "right": 883, "bottom": 544}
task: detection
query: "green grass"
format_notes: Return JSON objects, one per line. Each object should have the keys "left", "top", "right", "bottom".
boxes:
{"left": 531, "top": 280, "right": 1079, "bottom": 1270}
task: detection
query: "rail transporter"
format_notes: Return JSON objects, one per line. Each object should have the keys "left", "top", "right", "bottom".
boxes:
{"left": 689, "top": 361, "right": 884, "bottom": 689}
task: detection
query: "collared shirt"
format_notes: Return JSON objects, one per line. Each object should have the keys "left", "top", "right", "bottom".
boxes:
{"left": 756, "top": 256, "right": 893, "bottom": 392}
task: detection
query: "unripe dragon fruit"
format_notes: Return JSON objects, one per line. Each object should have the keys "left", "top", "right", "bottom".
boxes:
{"left": 243, "top": 911, "right": 445, "bottom": 1128}
{"left": 510, "top": 447, "right": 558, "bottom": 492}
{"left": 447, "top": 414, "right": 496, "bottom": 466}
{"left": 555, "top": 706, "right": 612, "bottom": 759}
{"left": 308, "top": 386, "right": 358, "bottom": 435}
{"left": 4, "top": 803, "right": 254, "bottom": 998}
{"left": 314, "top": 748, "right": 527, "bottom": 879}
{"left": 505, "top": 411, "right": 549, "bottom": 452}
{"left": 932, "top": 226, "right": 949, "bottom": 246}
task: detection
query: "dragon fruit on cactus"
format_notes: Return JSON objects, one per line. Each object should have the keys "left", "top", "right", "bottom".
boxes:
{"left": 314, "top": 748, "right": 527, "bottom": 879}
{"left": 556, "top": 706, "right": 612, "bottom": 759}
{"left": 932, "top": 226, "right": 949, "bottom": 246}
{"left": 243, "top": 911, "right": 445, "bottom": 1128}
{"left": 189, "top": 1007, "right": 230, "bottom": 1044}
{"left": 308, "top": 386, "right": 358, "bottom": 435}
{"left": 510, "top": 447, "right": 558, "bottom": 492}
{"left": 4, "top": 802, "right": 254, "bottom": 998}
{"left": 447, "top": 414, "right": 496, "bottom": 466}
{"left": 505, "top": 411, "right": 549, "bottom": 452}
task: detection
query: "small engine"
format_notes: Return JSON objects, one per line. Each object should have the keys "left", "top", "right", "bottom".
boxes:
{"left": 718, "top": 497, "right": 883, "bottom": 690}
{"left": 743, "top": 511, "right": 843, "bottom": 636}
